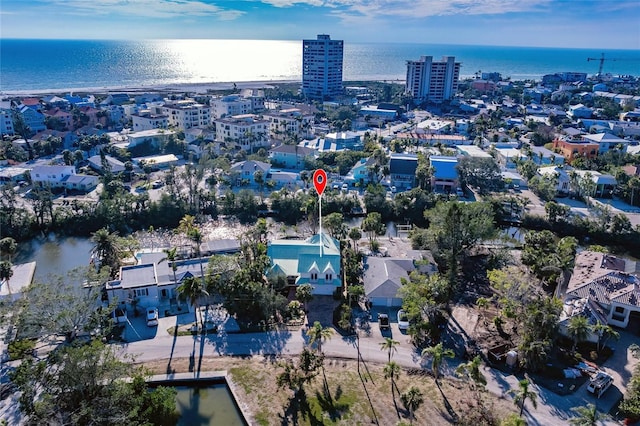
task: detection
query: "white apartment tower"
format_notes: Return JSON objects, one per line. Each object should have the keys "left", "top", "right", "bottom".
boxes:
{"left": 405, "top": 56, "right": 460, "bottom": 104}
{"left": 302, "top": 34, "right": 344, "bottom": 100}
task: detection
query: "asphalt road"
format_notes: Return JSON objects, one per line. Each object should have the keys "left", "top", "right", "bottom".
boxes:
{"left": 116, "top": 308, "right": 637, "bottom": 425}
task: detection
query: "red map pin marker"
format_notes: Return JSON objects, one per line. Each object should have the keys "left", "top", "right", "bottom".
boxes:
{"left": 313, "top": 169, "right": 327, "bottom": 196}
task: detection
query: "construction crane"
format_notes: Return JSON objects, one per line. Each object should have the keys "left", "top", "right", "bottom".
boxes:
{"left": 587, "top": 53, "right": 617, "bottom": 77}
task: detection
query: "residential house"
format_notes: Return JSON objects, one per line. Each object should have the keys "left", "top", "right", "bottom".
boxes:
{"left": 564, "top": 251, "right": 640, "bottom": 329}
{"left": 581, "top": 133, "right": 630, "bottom": 154}
{"left": 133, "top": 154, "right": 179, "bottom": 170}
{"left": 30, "top": 164, "right": 99, "bottom": 192}
{"left": 567, "top": 104, "right": 593, "bottom": 120}
{"left": 267, "top": 233, "right": 341, "bottom": 296}
{"left": 552, "top": 139, "right": 599, "bottom": 163}
{"left": 572, "top": 170, "right": 617, "bottom": 198}
{"left": 363, "top": 252, "right": 436, "bottom": 307}
{"left": 100, "top": 93, "right": 131, "bottom": 106}
{"left": 17, "top": 106, "right": 46, "bottom": 133}
{"left": 43, "top": 108, "right": 73, "bottom": 130}
{"left": 394, "top": 132, "right": 469, "bottom": 148}
{"left": 324, "top": 131, "right": 363, "bottom": 151}
{"left": 229, "top": 160, "right": 271, "bottom": 186}
{"left": 494, "top": 147, "right": 525, "bottom": 169}
{"left": 430, "top": 155, "right": 459, "bottom": 193}
{"left": 105, "top": 253, "right": 212, "bottom": 315}
{"left": 42, "top": 95, "right": 70, "bottom": 110}
{"left": 269, "top": 144, "right": 315, "bottom": 170}
{"left": 457, "top": 145, "right": 492, "bottom": 159}
{"left": 0, "top": 167, "right": 30, "bottom": 184}
{"left": 127, "top": 129, "right": 175, "bottom": 150}
{"left": 88, "top": 154, "right": 126, "bottom": 174}
{"left": 537, "top": 165, "right": 571, "bottom": 194}
{"left": 529, "top": 146, "right": 565, "bottom": 166}
{"left": 344, "top": 157, "right": 378, "bottom": 187}
{"left": 389, "top": 153, "right": 418, "bottom": 190}
{"left": 31, "top": 129, "right": 77, "bottom": 150}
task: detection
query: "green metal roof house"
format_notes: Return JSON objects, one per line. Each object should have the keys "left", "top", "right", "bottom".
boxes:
{"left": 267, "top": 233, "right": 341, "bottom": 295}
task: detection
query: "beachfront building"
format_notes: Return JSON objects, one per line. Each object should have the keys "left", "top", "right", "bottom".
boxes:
{"left": 267, "top": 233, "right": 341, "bottom": 296}
{"left": 263, "top": 108, "right": 315, "bottom": 142}
{"left": 162, "top": 100, "right": 211, "bottom": 130}
{"left": 214, "top": 114, "right": 270, "bottom": 153}
{"left": 405, "top": 56, "right": 460, "bottom": 104}
{"left": 302, "top": 34, "right": 344, "bottom": 100}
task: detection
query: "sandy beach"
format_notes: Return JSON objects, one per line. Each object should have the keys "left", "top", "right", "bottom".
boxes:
{"left": 0, "top": 79, "right": 302, "bottom": 98}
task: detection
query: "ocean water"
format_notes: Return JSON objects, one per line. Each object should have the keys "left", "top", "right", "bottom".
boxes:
{"left": 1, "top": 39, "right": 639, "bottom": 92}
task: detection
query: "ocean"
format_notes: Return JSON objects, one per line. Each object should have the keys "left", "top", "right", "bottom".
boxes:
{"left": 1, "top": 39, "right": 639, "bottom": 93}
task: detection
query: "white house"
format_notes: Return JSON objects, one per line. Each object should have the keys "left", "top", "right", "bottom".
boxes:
{"left": 581, "top": 133, "right": 630, "bottom": 154}
{"left": 30, "top": 165, "right": 99, "bottom": 192}
{"left": 214, "top": 114, "right": 270, "bottom": 152}
{"left": 229, "top": 160, "right": 271, "bottom": 186}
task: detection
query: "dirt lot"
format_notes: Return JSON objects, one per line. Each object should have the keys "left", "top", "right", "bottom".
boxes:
{"left": 141, "top": 355, "right": 518, "bottom": 426}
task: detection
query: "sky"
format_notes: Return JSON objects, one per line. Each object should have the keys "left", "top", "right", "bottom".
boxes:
{"left": 1, "top": 0, "right": 639, "bottom": 49}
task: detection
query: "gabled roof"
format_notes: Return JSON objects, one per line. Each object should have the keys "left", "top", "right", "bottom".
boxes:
{"left": 230, "top": 160, "right": 271, "bottom": 174}
{"left": 269, "top": 144, "right": 315, "bottom": 156}
{"left": 567, "top": 272, "right": 640, "bottom": 309}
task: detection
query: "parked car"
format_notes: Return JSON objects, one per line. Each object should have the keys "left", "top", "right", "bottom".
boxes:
{"left": 146, "top": 307, "right": 159, "bottom": 327}
{"left": 397, "top": 310, "right": 409, "bottom": 331}
{"left": 587, "top": 371, "right": 613, "bottom": 398}
{"left": 456, "top": 187, "right": 464, "bottom": 197}
{"left": 378, "top": 313, "right": 390, "bottom": 330}
{"left": 151, "top": 180, "right": 164, "bottom": 189}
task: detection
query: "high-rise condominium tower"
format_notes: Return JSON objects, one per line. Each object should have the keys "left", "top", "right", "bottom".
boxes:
{"left": 405, "top": 56, "right": 460, "bottom": 104}
{"left": 302, "top": 34, "right": 344, "bottom": 100}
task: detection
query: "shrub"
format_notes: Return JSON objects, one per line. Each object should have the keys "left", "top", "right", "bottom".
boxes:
{"left": 8, "top": 339, "right": 35, "bottom": 360}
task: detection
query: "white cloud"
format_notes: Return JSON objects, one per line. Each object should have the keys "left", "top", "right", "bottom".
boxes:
{"left": 41, "top": 0, "right": 244, "bottom": 19}
{"left": 260, "top": 0, "right": 551, "bottom": 17}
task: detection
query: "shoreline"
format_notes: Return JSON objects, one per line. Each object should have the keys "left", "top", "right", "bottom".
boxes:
{"left": 0, "top": 77, "right": 408, "bottom": 98}
{"left": 0, "top": 79, "right": 303, "bottom": 97}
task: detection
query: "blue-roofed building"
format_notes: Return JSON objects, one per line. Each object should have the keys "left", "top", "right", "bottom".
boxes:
{"left": 389, "top": 153, "right": 418, "bottom": 190}
{"left": 429, "top": 155, "right": 459, "bottom": 193}
{"left": 267, "top": 233, "right": 341, "bottom": 296}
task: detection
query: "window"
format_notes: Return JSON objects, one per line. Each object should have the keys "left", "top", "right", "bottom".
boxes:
{"left": 614, "top": 306, "right": 625, "bottom": 314}
{"left": 310, "top": 273, "right": 318, "bottom": 281}
{"left": 325, "top": 273, "right": 332, "bottom": 282}
{"left": 135, "top": 288, "right": 149, "bottom": 297}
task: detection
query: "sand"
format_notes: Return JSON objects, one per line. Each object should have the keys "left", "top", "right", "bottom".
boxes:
{"left": 0, "top": 79, "right": 301, "bottom": 97}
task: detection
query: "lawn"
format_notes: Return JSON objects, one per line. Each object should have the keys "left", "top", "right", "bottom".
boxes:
{"left": 141, "top": 355, "right": 519, "bottom": 425}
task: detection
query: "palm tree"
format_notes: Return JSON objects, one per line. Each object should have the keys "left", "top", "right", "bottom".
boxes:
{"left": 90, "top": 228, "right": 121, "bottom": 277}
{"left": 567, "top": 315, "right": 592, "bottom": 352}
{"left": 177, "top": 275, "right": 209, "bottom": 330}
{"left": 0, "top": 237, "right": 17, "bottom": 262}
{"left": 455, "top": 355, "right": 487, "bottom": 390}
{"left": 160, "top": 247, "right": 179, "bottom": 295}
{"left": 348, "top": 227, "right": 362, "bottom": 251}
{"left": 306, "top": 321, "right": 333, "bottom": 354}
{"left": 593, "top": 321, "right": 620, "bottom": 353}
{"left": 380, "top": 337, "right": 400, "bottom": 363}
{"left": 384, "top": 361, "right": 401, "bottom": 404}
{"left": 0, "top": 261, "right": 13, "bottom": 295}
{"left": 569, "top": 403, "right": 610, "bottom": 426}
{"left": 400, "top": 386, "right": 424, "bottom": 426}
{"left": 509, "top": 378, "right": 538, "bottom": 417}
{"left": 178, "top": 215, "right": 207, "bottom": 293}
{"left": 421, "top": 342, "right": 455, "bottom": 382}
